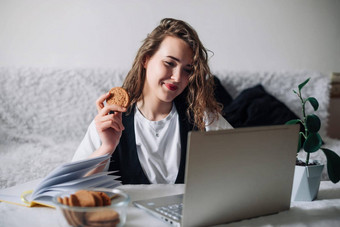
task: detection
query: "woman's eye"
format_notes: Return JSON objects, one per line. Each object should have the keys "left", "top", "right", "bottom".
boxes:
{"left": 184, "top": 68, "right": 192, "bottom": 75}
{"left": 165, "top": 61, "right": 175, "bottom": 67}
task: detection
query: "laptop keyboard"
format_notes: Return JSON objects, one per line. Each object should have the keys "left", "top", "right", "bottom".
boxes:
{"left": 155, "top": 203, "right": 183, "bottom": 221}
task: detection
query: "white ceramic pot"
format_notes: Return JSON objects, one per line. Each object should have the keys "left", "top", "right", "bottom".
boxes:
{"left": 291, "top": 163, "right": 324, "bottom": 201}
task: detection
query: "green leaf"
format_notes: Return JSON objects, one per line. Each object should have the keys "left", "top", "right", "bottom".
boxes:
{"left": 298, "top": 78, "right": 310, "bottom": 92}
{"left": 306, "top": 114, "right": 321, "bottom": 133}
{"left": 285, "top": 119, "right": 301, "bottom": 125}
{"left": 306, "top": 97, "right": 319, "bottom": 111}
{"left": 303, "top": 132, "right": 322, "bottom": 153}
{"left": 321, "top": 148, "right": 340, "bottom": 183}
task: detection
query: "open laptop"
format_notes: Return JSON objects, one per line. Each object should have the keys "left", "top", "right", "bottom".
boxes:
{"left": 133, "top": 124, "right": 300, "bottom": 227}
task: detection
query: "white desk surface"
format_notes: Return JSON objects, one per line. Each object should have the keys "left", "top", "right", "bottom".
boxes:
{"left": 1, "top": 181, "right": 340, "bottom": 227}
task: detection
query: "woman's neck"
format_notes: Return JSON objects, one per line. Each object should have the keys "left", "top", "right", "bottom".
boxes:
{"left": 137, "top": 99, "right": 173, "bottom": 121}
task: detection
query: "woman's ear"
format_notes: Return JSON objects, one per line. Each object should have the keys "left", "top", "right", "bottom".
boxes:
{"left": 143, "top": 56, "right": 150, "bottom": 69}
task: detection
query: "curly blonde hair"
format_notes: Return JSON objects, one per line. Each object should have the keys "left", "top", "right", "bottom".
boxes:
{"left": 122, "top": 18, "right": 221, "bottom": 131}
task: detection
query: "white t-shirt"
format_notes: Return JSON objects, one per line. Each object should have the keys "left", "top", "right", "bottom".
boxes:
{"left": 135, "top": 104, "right": 180, "bottom": 184}
{"left": 72, "top": 105, "right": 233, "bottom": 184}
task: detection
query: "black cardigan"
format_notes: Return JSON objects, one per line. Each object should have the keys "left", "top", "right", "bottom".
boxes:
{"left": 108, "top": 93, "right": 195, "bottom": 184}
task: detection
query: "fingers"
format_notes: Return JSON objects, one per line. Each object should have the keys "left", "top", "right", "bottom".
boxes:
{"left": 96, "top": 92, "right": 111, "bottom": 112}
{"left": 95, "top": 112, "right": 125, "bottom": 132}
{"left": 96, "top": 92, "right": 127, "bottom": 114}
{"left": 95, "top": 92, "right": 127, "bottom": 134}
{"left": 100, "top": 113, "right": 125, "bottom": 131}
{"left": 99, "top": 104, "right": 127, "bottom": 117}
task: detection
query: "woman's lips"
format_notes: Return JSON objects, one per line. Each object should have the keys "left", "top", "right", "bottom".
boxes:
{"left": 164, "top": 83, "right": 178, "bottom": 91}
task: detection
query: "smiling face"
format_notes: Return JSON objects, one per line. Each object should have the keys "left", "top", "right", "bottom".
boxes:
{"left": 143, "top": 36, "right": 193, "bottom": 104}
{"left": 123, "top": 18, "right": 217, "bottom": 130}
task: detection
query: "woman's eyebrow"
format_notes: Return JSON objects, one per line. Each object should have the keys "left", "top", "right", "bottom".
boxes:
{"left": 166, "top": 56, "right": 192, "bottom": 67}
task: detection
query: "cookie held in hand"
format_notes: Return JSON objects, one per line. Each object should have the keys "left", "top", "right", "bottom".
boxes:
{"left": 106, "top": 87, "right": 130, "bottom": 108}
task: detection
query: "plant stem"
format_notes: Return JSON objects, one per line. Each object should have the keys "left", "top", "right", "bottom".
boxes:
{"left": 298, "top": 89, "right": 309, "bottom": 165}
{"left": 306, "top": 152, "right": 310, "bottom": 166}
{"left": 298, "top": 90, "right": 306, "bottom": 118}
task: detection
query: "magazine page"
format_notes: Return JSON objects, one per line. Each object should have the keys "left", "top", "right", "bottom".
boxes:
{"left": 32, "top": 172, "right": 119, "bottom": 199}
{"left": 0, "top": 179, "right": 42, "bottom": 207}
{"left": 0, "top": 154, "right": 120, "bottom": 207}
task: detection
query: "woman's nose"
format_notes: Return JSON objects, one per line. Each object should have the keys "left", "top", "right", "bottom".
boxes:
{"left": 171, "top": 68, "right": 183, "bottom": 82}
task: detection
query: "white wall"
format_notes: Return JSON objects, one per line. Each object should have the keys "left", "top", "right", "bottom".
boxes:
{"left": 1, "top": 0, "right": 339, "bottom": 76}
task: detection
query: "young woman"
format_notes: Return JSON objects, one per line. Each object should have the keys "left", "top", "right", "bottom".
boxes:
{"left": 72, "top": 18, "right": 233, "bottom": 184}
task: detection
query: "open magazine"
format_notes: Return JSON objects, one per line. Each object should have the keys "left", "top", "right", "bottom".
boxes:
{"left": 0, "top": 154, "right": 121, "bottom": 208}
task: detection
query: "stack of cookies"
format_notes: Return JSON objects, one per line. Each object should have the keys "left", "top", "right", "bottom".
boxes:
{"left": 57, "top": 190, "right": 120, "bottom": 227}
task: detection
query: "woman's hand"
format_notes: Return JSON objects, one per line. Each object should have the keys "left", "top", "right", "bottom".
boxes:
{"left": 94, "top": 92, "right": 127, "bottom": 154}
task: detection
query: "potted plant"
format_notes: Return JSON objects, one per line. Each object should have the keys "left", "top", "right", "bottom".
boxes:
{"left": 286, "top": 78, "right": 340, "bottom": 201}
